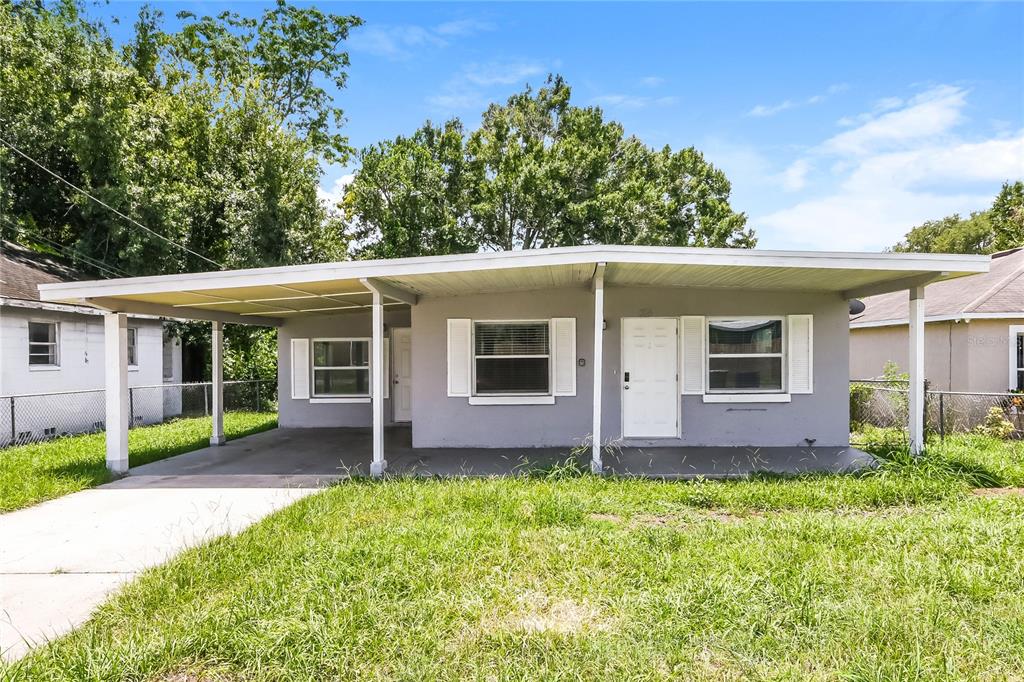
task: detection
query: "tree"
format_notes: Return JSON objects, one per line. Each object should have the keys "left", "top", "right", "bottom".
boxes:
{"left": 342, "top": 120, "right": 476, "bottom": 258}
{"left": 344, "top": 75, "right": 753, "bottom": 256}
{"left": 891, "top": 181, "right": 1023, "bottom": 254}
{"left": 992, "top": 181, "right": 1024, "bottom": 251}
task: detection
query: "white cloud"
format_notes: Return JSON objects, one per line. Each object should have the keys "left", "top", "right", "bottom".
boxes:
{"left": 779, "top": 159, "right": 812, "bottom": 192}
{"left": 820, "top": 85, "right": 967, "bottom": 156}
{"left": 591, "top": 94, "right": 678, "bottom": 110}
{"left": 349, "top": 18, "right": 494, "bottom": 60}
{"left": 317, "top": 174, "right": 355, "bottom": 210}
{"left": 427, "top": 60, "right": 548, "bottom": 112}
{"left": 434, "top": 18, "right": 495, "bottom": 36}
{"left": 747, "top": 83, "right": 848, "bottom": 118}
{"left": 756, "top": 84, "right": 1024, "bottom": 251}
{"left": 639, "top": 76, "right": 665, "bottom": 88}
{"left": 463, "top": 61, "right": 546, "bottom": 86}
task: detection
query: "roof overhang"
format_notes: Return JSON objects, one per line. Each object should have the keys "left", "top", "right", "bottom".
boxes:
{"left": 37, "top": 245, "right": 991, "bottom": 327}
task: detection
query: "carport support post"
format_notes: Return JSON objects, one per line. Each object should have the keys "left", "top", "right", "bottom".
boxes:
{"left": 103, "top": 312, "right": 129, "bottom": 474}
{"left": 370, "top": 286, "right": 387, "bottom": 477}
{"left": 210, "top": 321, "right": 225, "bottom": 446}
{"left": 591, "top": 263, "right": 606, "bottom": 474}
{"left": 908, "top": 286, "right": 925, "bottom": 455}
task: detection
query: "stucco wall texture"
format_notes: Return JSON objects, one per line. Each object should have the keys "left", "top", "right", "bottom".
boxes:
{"left": 280, "top": 286, "right": 850, "bottom": 449}
{"left": 850, "top": 318, "right": 1024, "bottom": 392}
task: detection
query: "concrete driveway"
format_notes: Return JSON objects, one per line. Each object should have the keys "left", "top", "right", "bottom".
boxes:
{"left": 0, "top": 443, "right": 330, "bottom": 662}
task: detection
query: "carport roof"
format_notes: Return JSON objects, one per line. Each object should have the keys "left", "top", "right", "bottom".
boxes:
{"left": 38, "top": 245, "right": 990, "bottom": 327}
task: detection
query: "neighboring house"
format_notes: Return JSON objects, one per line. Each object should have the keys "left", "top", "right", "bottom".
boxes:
{"left": 0, "top": 241, "right": 182, "bottom": 444}
{"left": 39, "top": 245, "right": 989, "bottom": 474}
{"left": 850, "top": 247, "right": 1024, "bottom": 392}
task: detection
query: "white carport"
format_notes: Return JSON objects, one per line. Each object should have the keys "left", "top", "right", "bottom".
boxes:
{"left": 38, "top": 245, "right": 989, "bottom": 476}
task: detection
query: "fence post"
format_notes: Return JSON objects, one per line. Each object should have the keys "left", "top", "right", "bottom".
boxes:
{"left": 255, "top": 380, "right": 261, "bottom": 412}
{"left": 129, "top": 388, "right": 135, "bottom": 429}
{"left": 204, "top": 384, "right": 209, "bottom": 416}
{"left": 9, "top": 396, "right": 15, "bottom": 444}
{"left": 922, "top": 379, "right": 930, "bottom": 443}
{"left": 939, "top": 392, "right": 945, "bottom": 441}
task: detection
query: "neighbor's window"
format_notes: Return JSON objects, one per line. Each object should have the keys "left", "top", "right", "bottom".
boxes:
{"left": 1016, "top": 332, "right": 1023, "bottom": 391}
{"left": 312, "top": 339, "right": 370, "bottom": 396}
{"left": 707, "top": 318, "right": 784, "bottom": 392}
{"left": 474, "top": 321, "right": 550, "bottom": 395}
{"left": 162, "top": 332, "right": 175, "bottom": 380}
{"left": 127, "top": 328, "right": 139, "bottom": 367}
{"left": 28, "top": 321, "right": 59, "bottom": 366}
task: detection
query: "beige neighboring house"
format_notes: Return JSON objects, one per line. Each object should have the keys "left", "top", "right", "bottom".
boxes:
{"left": 850, "top": 247, "right": 1024, "bottom": 392}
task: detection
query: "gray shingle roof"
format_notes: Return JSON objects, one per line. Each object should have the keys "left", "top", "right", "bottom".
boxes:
{"left": 851, "top": 248, "right": 1024, "bottom": 325}
{"left": 0, "top": 241, "right": 82, "bottom": 302}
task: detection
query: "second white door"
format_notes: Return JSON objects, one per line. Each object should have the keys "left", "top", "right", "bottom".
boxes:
{"left": 392, "top": 328, "right": 412, "bottom": 422}
{"left": 621, "top": 317, "right": 678, "bottom": 438}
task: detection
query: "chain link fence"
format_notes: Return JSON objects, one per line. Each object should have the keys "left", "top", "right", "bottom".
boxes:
{"left": 0, "top": 380, "right": 277, "bottom": 447}
{"left": 850, "top": 379, "right": 1024, "bottom": 444}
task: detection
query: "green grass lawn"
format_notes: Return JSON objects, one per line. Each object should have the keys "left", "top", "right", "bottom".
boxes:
{"left": 0, "top": 412, "right": 277, "bottom": 513}
{"left": 4, "top": 434, "right": 1024, "bottom": 680}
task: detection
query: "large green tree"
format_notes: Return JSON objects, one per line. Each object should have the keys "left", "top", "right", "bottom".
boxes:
{"left": 0, "top": 0, "right": 361, "bottom": 378}
{"left": 892, "top": 181, "right": 1024, "bottom": 254}
{"left": 343, "top": 76, "right": 754, "bottom": 256}
{"left": 0, "top": 0, "right": 358, "bottom": 275}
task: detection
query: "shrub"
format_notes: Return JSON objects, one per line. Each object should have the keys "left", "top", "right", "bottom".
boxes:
{"left": 975, "top": 406, "right": 1015, "bottom": 439}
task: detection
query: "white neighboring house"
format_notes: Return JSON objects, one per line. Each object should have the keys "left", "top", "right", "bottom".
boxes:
{"left": 0, "top": 241, "right": 181, "bottom": 444}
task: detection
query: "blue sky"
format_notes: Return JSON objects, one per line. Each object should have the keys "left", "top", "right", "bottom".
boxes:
{"left": 97, "top": 2, "right": 1023, "bottom": 251}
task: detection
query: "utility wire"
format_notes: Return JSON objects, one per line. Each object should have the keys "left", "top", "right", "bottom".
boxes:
{"left": 0, "top": 217, "right": 133, "bottom": 279}
{"left": 0, "top": 134, "right": 225, "bottom": 270}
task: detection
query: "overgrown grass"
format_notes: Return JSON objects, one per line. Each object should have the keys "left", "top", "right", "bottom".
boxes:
{"left": 0, "top": 412, "right": 277, "bottom": 513}
{"left": 5, "top": 436, "right": 1024, "bottom": 680}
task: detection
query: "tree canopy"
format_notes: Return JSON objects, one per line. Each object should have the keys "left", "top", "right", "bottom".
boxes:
{"left": 892, "top": 181, "right": 1024, "bottom": 254}
{"left": 0, "top": 0, "right": 359, "bottom": 276}
{"left": 342, "top": 76, "right": 754, "bottom": 258}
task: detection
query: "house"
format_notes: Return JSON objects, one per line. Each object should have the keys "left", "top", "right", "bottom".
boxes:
{"left": 38, "top": 245, "right": 989, "bottom": 475}
{"left": 850, "top": 247, "right": 1024, "bottom": 392}
{"left": 0, "top": 241, "right": 182, "bottom": 444}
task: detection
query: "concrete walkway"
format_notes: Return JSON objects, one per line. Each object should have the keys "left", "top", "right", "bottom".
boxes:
{"left": 0, "top": 475, "right": 324, "bottom": 661}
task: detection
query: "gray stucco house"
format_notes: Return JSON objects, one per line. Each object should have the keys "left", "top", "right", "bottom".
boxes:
{"left": 850, "top": 247, "right": 1024, "bottom": 392}
{"left": 38, "top": 245, "right": 988, "bottom": 475}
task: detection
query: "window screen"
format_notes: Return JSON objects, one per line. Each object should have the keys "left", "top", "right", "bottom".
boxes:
{"left": 127, "top": 328, "right": 138, "bottom": 366}
{"left": 707, "top": 319, "right": 784, "bottom": 392}
{"left": 28, "top": 322, "right": 58, "bottom": 366}
{"left": 474, "top": 322, "right": 550, "bottom": 395}
{"left": 312, "top": 339, "right": 370, "bottom": 397}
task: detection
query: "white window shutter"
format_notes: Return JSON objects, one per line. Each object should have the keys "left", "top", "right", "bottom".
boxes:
{"left": 290, "top": 338, "right": 310, "bottom": 400}
{"left": 788, "top": 314, "right": 814, "bottom": 394}
{"left": 447, "top": 319, "right": 472, "bottom": 397}
{"left": 383, "top": 337, "right": 390, "bottom": 400}
{"left": 552, "top": 317, "right": 577, "bottom": 396}
{"left": 680, "top": 316, "right": 705, "bottom": 394}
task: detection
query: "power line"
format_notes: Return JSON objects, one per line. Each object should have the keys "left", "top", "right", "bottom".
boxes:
{"left": 0, "top": 134, "right": 225, "bottom": 270}
{"left": 0, "top": 217, "right": 133, "bottom": 279}
{"left": 0, "top": 215, "right": 131, "bottom": 278}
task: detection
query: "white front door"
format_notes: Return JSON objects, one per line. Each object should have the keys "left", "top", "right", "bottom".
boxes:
{"left": 621, "top": 317, "right": 678, "bottom": 438}
{"left": 392, "top": 327, "right": 413, "bottom": 422}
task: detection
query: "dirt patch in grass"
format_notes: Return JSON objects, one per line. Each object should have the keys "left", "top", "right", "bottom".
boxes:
{"left": 489, "top": 591, "right": 614, "bottom": 636}
{"left": 973, "top": 487, "right": 1024, "bottom": 497}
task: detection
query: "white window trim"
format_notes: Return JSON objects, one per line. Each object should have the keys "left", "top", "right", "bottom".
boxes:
{"left": 311, "top": 337, "right": 372, "bottom": 398}
{"left": 471, "top": 319, "right": 554, "bottom": 401}
{"left": 468, "top": 395, "right": 556, "bottom": 406}
{"left": 703, "top": 393, "right": 792, "bottom": 404}
{"left": 28, "top": 320, "right": 60, "bottom": 369}
{"left": 705, "top": 315, "right": 787, "bottom": 396}
{"left": 1009, "top": 325, "right": 1024, "bottom": 391}
{"left": 127, "top": 327, "right": 139, "bottom": 370}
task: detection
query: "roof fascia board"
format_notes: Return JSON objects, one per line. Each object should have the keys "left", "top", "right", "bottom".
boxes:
{"left": 850, "top": 312, "right": 1022, "bottom": 329}
{"left": 84, "top": 297, "right": 282, "bottom": 327}
{"left": 39, "top": 247, "right": 990, "bottom": 303}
